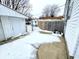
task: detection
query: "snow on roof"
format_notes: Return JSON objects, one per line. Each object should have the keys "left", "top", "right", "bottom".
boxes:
{"left": 0, "top": 4, "right": 28, "bottom": 19}
{"left": 39, "top": 16, "right": 64, "bottom": 19}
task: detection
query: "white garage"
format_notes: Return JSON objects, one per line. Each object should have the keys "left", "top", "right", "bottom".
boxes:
{"left": 0, "top": 4, "right": 27, "bottom": 41}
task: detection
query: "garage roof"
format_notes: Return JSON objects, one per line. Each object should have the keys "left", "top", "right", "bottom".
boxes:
{"left": 0, "top": 4, "right": 28, "bottom": 19}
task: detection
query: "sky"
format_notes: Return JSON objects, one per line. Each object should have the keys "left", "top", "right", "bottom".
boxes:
{"left": 30, "top": 0, "right": 66, "bottom": 17}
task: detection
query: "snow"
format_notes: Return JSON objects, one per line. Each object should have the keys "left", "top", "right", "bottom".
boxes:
{"left": 0, "top": 27, "right": 61, "bottom": 59}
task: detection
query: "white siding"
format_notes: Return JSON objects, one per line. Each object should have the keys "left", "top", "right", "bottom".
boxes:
{"left": 0, "top": 17, "right": 5, "bottom": 41}
{"left": 1, "top": 16, "right": 14, "bottom": 39}
{"left": 1, "top": 16, "right": 26, "bottom": 39}
{"left": 65, "top": 0, "right": 79, "bottom": 56}
{"left": 9, "top": 17, "right": 26, "bottom": 36}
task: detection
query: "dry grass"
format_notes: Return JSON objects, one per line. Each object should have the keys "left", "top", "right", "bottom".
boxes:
{"left": 37, "top": 36, "right": 70, "bottom": 59}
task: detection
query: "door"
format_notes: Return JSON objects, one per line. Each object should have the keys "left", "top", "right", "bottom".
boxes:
{"left": 0, "top": 17, "right": 5, "bottom": 41}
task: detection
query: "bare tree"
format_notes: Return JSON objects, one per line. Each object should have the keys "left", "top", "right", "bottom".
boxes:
{"left": 0, "top": 0, "right": 32, "bottom": 16}
{"left": 50, "top": 5, "right": 60, "bottom": 17}
{"left": 42, "top": 5, "right": 60, "bottom": 17}
{"left": 42, "top": 5, "right": 51, "bottom": 17}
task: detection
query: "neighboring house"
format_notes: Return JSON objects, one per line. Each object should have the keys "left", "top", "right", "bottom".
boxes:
{"left": 0, "top": 4, "right": 27, "bottom": 41}
{"left": 38, "top": 16, "right": 64, "bottom": 33}
{"left": 64, "top": 0, "right": 79, "bottom": 59}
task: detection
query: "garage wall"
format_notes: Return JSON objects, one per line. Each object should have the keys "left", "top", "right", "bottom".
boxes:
{"left": 10, "top": 17, "right": 26, "bottom": 36}
{"left": 1, "top": 16, "right": 13, "bottom": 39}
{"left": 0, "top": 17, "right": 5, "bottom": 41}
{"left": 1, "top": 16, "right": 26, "bottom": 39}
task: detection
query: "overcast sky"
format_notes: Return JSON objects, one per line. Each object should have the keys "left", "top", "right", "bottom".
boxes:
{"left": 30, "top": 0, "right": 66, "bottom": 17}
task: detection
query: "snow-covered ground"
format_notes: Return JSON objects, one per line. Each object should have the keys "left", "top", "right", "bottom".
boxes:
{"left": 27, "top": 25, "right": 33, "bottom": 33}
{"left": 0, "top": 27, "right": 61, "bottom": 59}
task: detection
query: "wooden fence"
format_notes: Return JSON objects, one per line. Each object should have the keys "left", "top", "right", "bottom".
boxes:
{"left": 38, "top": 20, "right": 64, "bottom": 33}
